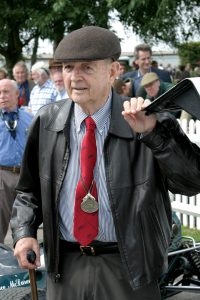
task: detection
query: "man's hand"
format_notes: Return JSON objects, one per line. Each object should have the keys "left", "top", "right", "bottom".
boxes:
{"left": 122, "top": 97, "right": 157, "bottom": 133}
{"left": 14, "top": 237, "right": 41, "bottom": 269}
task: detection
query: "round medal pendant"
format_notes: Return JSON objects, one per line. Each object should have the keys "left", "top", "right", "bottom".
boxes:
{"left": 81, "top": 193, "right": 98, "bottom": 213}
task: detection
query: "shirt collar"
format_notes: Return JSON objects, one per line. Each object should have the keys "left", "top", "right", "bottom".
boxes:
{"left": 74, "top": 90, "right": 112, "bottom": 134}
{"left": 137, "top": 67, "right": 152, "bottom": 77}
{"left": 18, "top": 80, "right": 28, "bottom": 88}
{"left": 2, "top": 107, "right": 18, "bottom": 114}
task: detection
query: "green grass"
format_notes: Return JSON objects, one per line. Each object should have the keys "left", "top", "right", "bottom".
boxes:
{"left": 182, "top": 226, "right": 200, "bottom": 242}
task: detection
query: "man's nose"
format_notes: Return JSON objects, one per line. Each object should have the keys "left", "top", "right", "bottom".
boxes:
{"left": 70, "top": 67, "right": 83, "bottom": 79}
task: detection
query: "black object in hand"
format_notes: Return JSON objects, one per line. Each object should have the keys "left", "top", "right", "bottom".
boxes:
{"left": 27, "top": 249, "right": 36, "bottom": 264}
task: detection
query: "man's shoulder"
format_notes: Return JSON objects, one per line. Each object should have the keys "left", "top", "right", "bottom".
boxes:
{"left": 19, "top": 108, "right": 34, "bottom": 121}
{"left": 160, "top": 81, "right": 174, "bottom": 93}
{"left": 37, "top": 99, "right": 67, "bottom": 112}
{"left": 45, "top": 79, "right": 55, "bottom": 88}
{"left": 161, "top": 81, "right": 174, "bottom": 88}
{"left": 36, "top": 99, "right": 72, "bottom": 122}
{"left": 31, "top": 99, "right": 73, "bottom": 131}
{"left": 152, "top": 67, "right": 172, "bottom": 83}
{"left": 122, "top": 70, "right": 138, "bottom": 80}
{"left": 17, "top": 109, "right": 34, "bottom": 130}
{"left": 27, "top": 79, "right": 35, "bottom": 91}
{"left": 43, "top": 80, "right": 57, "bottom": 97}
{"left": 30, "top": 84, "right": 39, "bottom": 94}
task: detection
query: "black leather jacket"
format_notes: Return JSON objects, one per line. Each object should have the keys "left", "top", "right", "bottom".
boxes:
{"left": 11, "top": 91, "right": 200, "bottom": 289}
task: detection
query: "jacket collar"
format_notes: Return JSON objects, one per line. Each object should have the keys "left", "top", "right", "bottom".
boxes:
{"left": 44, "top": 99, "right": 73, "bottom": 132}
{"left": 45, "top": 92, "right": 135, "bottom": 139}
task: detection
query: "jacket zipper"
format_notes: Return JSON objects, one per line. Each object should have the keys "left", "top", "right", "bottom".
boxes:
{"left": 54, "top": 143, "right": 70, "bottom": 281}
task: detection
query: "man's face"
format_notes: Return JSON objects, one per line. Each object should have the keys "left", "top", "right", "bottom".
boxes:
{"left": 31, "top": 70, "right": 42, "bottom": 85}
{"left": 13, "top": 66, "right": 27, "bottom": 84}
{"left": 0, "top": 80, "right": 18, "bottom": 111}
{"left": 144, "top": 80, "right": 160, "bottom": 98}
{"left": 119, "top": 64, "right": 127, "bottom": 75}
{"left": 52, "top": 72, "right": 65, "bottom": 92}
{"left": 0, "top": 71, "right": 6, "bottom": 80}
{"left": 63, "top": 60, "right": 118, "bottom": 110}
{"left": 135, "top": 50, "right": 151, "bottom": 72}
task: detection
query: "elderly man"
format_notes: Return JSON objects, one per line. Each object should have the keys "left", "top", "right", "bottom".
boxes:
{"left": 0, "top": 79, "right": 33, "bottom": 243}
{"left": 12, "top": 61, "right": 35, "bottom": 107}
{"left": 51, "top": 71, "right": 68, "bottom": 101}
{"left": 136, "top": 72, "right": 181, "bottom": 118}
{"left": 11, "top": 26, "right": 200, "bottom": 300}
{"left": 136, "top": 72, "right": 174, "bottom": 100}
{"left": 48, "top": 59, "right": 63, "bottom": 76}
{"left": 28, "top": 62, "right": 57, "bottom": 115}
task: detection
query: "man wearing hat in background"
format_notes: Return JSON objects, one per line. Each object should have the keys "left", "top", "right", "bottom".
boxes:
{"left": 48, "top": 58, "right": 63, "bottom": 75}
{"left": 136, "top": 72, "right": 174, "bottom": 101}
{"left": 49, "top": 59, "right": 69, "bottom": 101}
{"left": 137, "top": 72, "right": 181, "bottom": 118}
{"left": 11, "top": 26, "right": 200, "bottom": 300}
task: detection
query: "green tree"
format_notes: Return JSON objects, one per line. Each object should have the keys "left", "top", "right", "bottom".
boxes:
{"left": 46, "top": 0, "right": 110, "bottom": 51}
{"left": 177, "top": 42, "right": 200, "bottom": 67}
{"left": 1, "top": 0, "right": 200, "bottom": 74}
{"left": 0, "top": 0, "right": 110, "bottom": 74}
{"left": 108, "top": 0, "right": 200, "bottom": 46}
{"left": 0, "top": 0, "right": 52, "bottom": 74}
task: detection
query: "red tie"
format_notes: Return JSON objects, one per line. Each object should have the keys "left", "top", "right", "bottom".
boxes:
{"left": 18, "top": 86, "right": 26, "bottom": 107}
{"left": 73, "top": 117, "right": 98, "bottom": 246}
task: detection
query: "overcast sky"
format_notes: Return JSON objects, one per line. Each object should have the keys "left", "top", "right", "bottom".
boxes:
{"left": 110, "top": 18, "right": 173, "bottom": 53}
{"left": 37, "top": 18, "right": 172, "bottom": 55}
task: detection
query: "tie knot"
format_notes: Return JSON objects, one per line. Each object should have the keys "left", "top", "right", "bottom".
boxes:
{"left": 3, "top": 111, "right": 17, "bottom": 121}
{"left": 85, "top": 117, "right": 96, "bottom": 131}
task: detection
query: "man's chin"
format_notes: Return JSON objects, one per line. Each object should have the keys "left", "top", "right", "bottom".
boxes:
{"left": 71, "top": 95, "right": 89, "bottom": 104}
{"left": 71, "top": 91, "right": 87, "bottom": 101}
{"left": 71, "top": 96, "right": 84, "bottom": 103}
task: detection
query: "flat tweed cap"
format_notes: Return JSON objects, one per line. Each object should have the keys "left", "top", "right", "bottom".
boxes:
{"left": 54, "top": 26, "right": 121, "bottom": 62}
{"left": 141, "top": 72, "right": 159, "bottom": 87}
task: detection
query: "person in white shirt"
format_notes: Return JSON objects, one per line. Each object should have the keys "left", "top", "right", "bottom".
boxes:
{"left": 28, "top": 62, "right": 57, "bottom": 115}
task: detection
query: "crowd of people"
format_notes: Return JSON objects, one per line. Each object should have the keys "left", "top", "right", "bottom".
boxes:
{"left": 112, "top": 43, "right": 200, "bottom": 121}
{"left": 1, "top": 59, "right": 68, "bottom": 113}
{"left": 0, "top": 36, "right": 198, "bottom": 246}
{"left": 0, "top": 59, "right": 68, "bottom": 244}
{"left": 0, "top": 27, "right": 200, "bottom": 300}
{"left": 0, "top": 43, "right": 198, "bottom": 120}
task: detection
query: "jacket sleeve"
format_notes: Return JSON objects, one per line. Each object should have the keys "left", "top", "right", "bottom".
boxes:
{"left": 140, "top": 113, "right": 200, "bottom": 195}
{"left": 10, "top": 115, "right": 42, "bottom": 245}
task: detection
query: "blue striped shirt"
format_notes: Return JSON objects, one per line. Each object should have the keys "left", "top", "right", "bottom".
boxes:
{"left": 59, "top": 92, "right": 117, "bottom": 242}
{"left": 0, "top": 108, "right": 33, "bottom": 166}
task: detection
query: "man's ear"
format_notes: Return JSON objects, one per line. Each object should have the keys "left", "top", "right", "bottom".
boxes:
{"left": 110, "top": 61, "right": 120, "bottom": 84}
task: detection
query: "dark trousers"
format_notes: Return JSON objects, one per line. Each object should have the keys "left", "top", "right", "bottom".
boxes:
{"left": 46, "top": 243, "right": 161, "bottom": 300}
{"left": 0, "top": 170, "right": 18, "bottom": 243}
